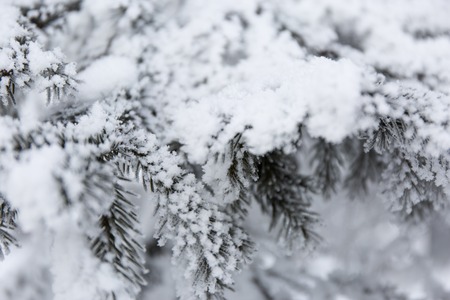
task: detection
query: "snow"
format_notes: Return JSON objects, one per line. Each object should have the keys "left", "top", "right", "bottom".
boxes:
{"left": 51, "top": 225, "right": 131, "bottom": 300}
{"left": 0, "top": 4, "right": 22, "bottom": 47}
{"left": 73, "top": 102, "right": 116, "bottom": 139}
{"left": 0, "top": 234, "right": 53, "bottom": 300}
{"left": 78, "top": 56, "right": 138, "bottom": 100}
{"left": 2, "top": 0, "right": 450, "bottom": 300}
{"left": 4, "top": 146, "right": 66, "bottom": 232}
{"left": 172, "top": 57, "right": 373, "bottom": 163}
{"left": 0, "top": 52, "right": 13, "bottom": 71}
{"left": 27, "top": 43, "right": 61, "bottom": 75}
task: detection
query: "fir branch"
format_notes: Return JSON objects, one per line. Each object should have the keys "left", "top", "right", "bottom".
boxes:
{"left": 20, "top": 1, "right": 82, "bottom": 30}
{"left": 225, "top": 133, "right": 258, "bottom": 217}
{"left": 0, "top": 70, "right": 17, "bottom": 106}
{"left": 310, "top": 138, "right": 344, "bottom": 199}
{"left": 226, "top": 189, "right": 251, "bottom": 218}
{"left": 344, "top": 140, "right": 383, "bottom": 199}
{"left": 90, "top": 182, "right": 146, "bottom": 295}
{"left": 360, "top": 88, "right": 450, "bottom": 219}
{"left": 364, "top": 117, "right": 406, "bottom": 153}
{"left": 3, "top": 112, "right": 147, "bottom": 296}
{"left": 0, "top": 18, "right": 78, "bottom": 107}
{"left": 116, "top": 140, "right": 255, "bottom": 299}
{"left": 0, "top": 31, "right": 33, "bottom": 107}
{"left": 254, "top": 151, "right": 320, "bottom": 248}
{"left": 155, "top": 175, "right": 255, "bottom": 300}
{"left": 0, "top": 196, "right": 19, "bottom": 260}
{"left": 226, "top": 134, "right": 258, "bottom": 189}
{"left": 382, "top": 151, "right": 448, "bottom": 222}
{"left": 278, "top": 23, "right": 340, "bottom": 59}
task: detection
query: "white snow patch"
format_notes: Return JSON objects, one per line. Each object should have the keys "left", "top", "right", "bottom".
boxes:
{"left": 78, "top": 56, "right": 138, "bottom": 100}
{"left": 5, "top": 146, "right": 65, "bottom": 232}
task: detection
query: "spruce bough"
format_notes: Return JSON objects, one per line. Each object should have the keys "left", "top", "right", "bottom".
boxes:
{"left": 1, "top": 1, "right": 450, "bottom": 299}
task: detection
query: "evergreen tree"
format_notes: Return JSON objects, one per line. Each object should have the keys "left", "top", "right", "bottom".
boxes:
{"left": 1, "top": 0, "right": 450, "bottom": 299}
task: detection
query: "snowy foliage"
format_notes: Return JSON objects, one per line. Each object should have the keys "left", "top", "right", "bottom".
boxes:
{"left": 1, "top": 0, "right": 450, "bottom": 299}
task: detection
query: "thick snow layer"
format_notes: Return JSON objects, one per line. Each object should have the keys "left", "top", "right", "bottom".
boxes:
{"left": 0, "top": 5, "right": 23, "bottom": 47}
{"left": 78, "top": 56, "right": 138, "bottom": 100}
{"left": 4, "top": 146, "right": 66, "bottom": 232}
{"left": 172, "top": 57, "right": 374, "bottom": 163}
